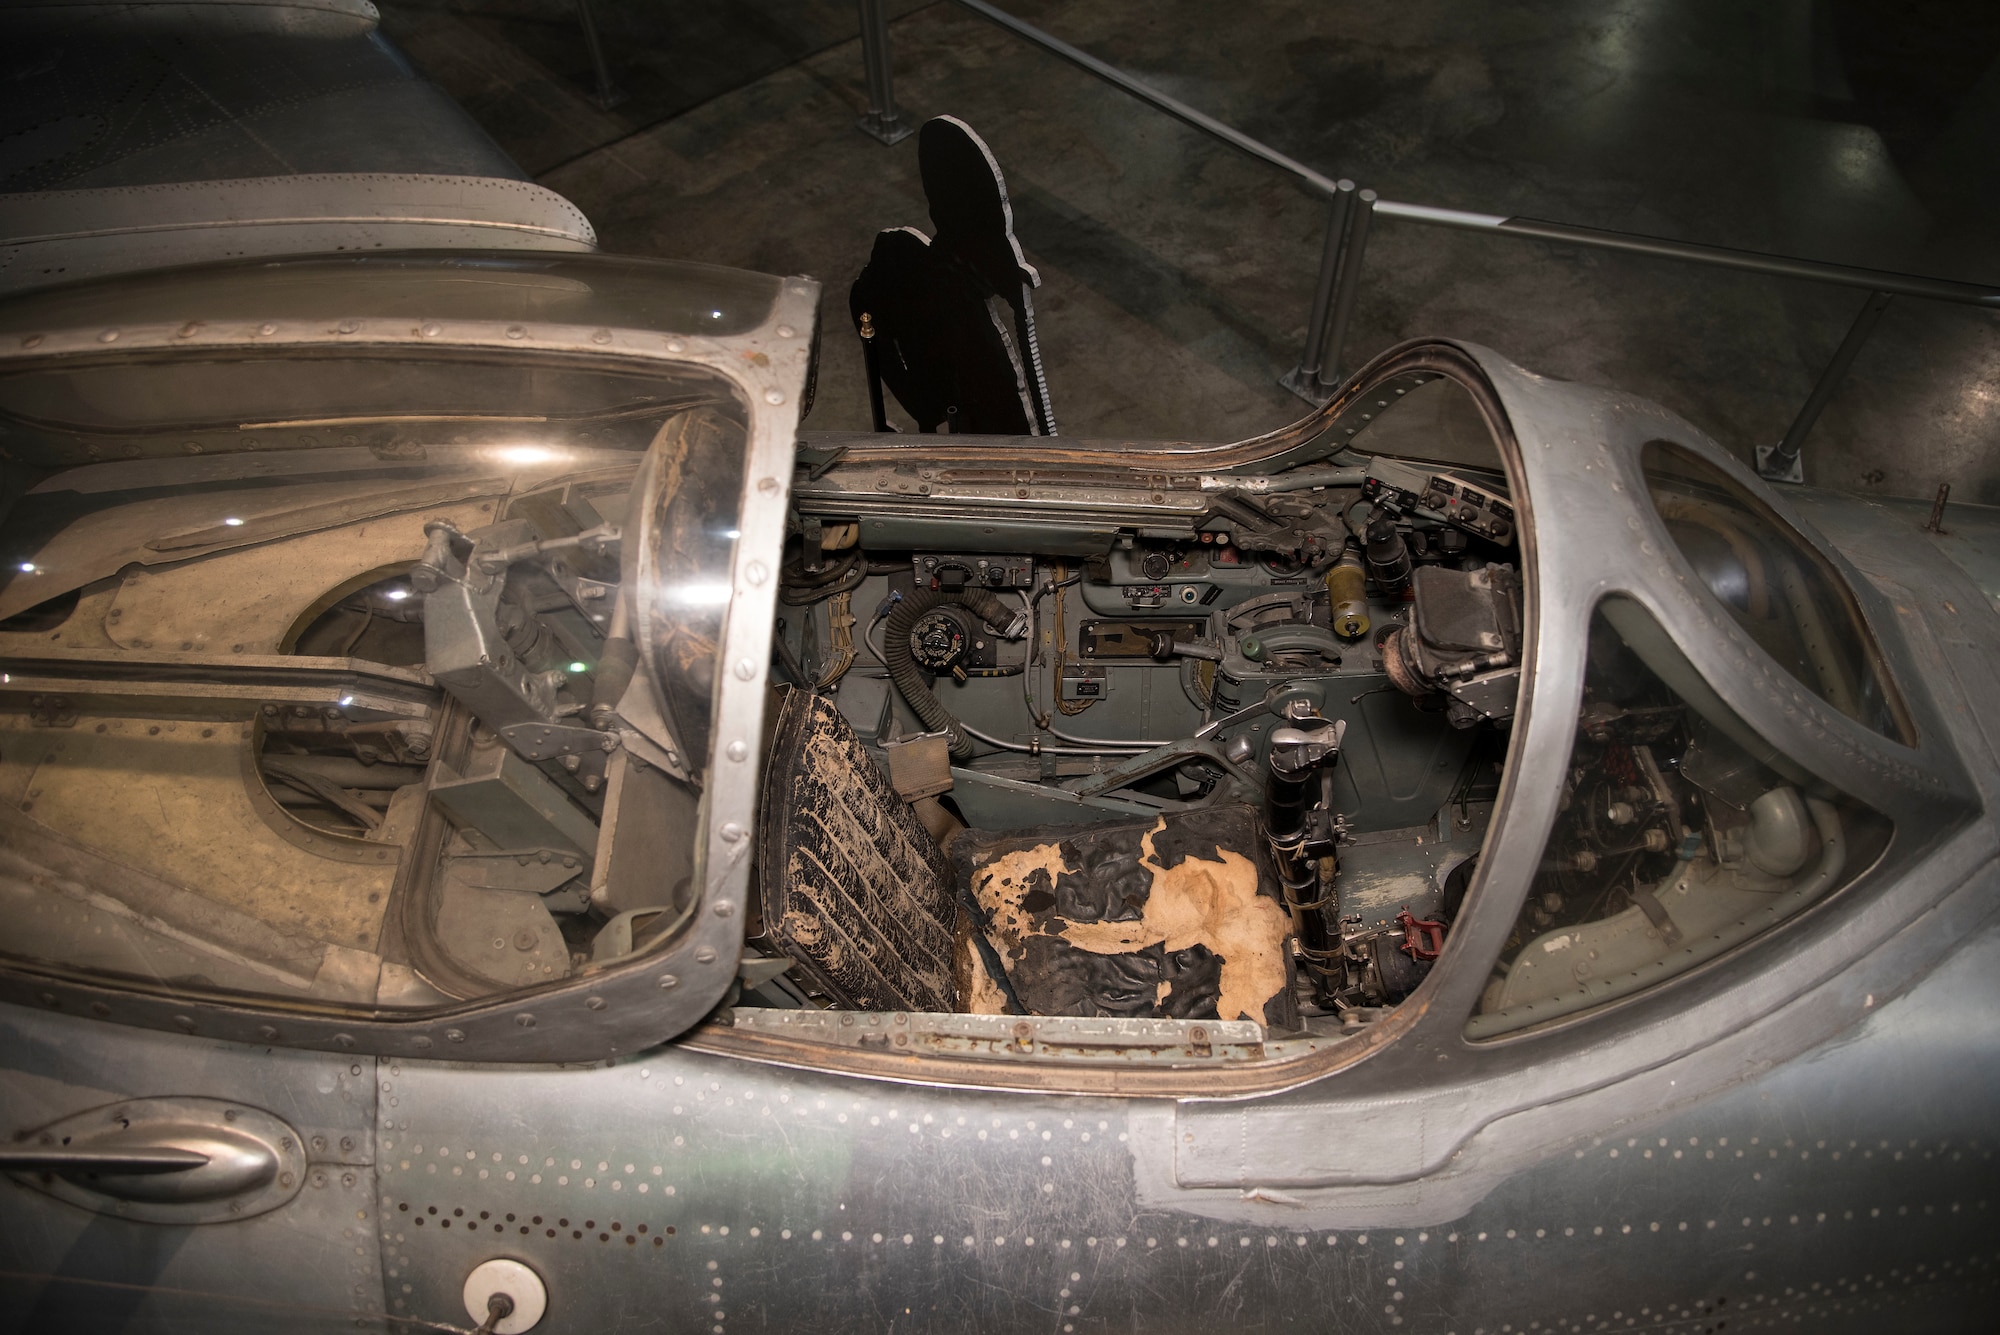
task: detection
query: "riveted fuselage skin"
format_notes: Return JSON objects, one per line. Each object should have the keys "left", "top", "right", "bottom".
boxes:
{"left": 4, "top": 919, "right": 1997, "bottom": 1334}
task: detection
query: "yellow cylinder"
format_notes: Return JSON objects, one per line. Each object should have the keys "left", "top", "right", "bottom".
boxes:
{"left": 1326, "top": 558, "right": 1370, "bottom": 639}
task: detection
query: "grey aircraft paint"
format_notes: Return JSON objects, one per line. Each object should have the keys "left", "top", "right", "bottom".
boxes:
{"left": 4, "top": 909, "right": 1997, "bottom": 1332}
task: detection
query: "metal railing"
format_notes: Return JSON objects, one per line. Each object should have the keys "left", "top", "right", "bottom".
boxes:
{"left": 854, "top": 0, "right": 2000, "bottom": 482}
{"left": 571, "top": 0, "right": 626, "bottom": 110}
{"left": 855, "top": 0, "right": 913, "bottom": 144}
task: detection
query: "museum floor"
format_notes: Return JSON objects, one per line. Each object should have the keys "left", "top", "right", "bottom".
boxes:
{"left": 379, "top": 0, "right": 2000, "bottom": 503}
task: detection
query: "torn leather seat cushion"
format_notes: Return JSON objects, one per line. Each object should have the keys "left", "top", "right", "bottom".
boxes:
{"left": 755, "top": 687, "right": 958, "bottom": 1011}
{"left": 951, "top": 806, "right": 1298, "bottom": 1027}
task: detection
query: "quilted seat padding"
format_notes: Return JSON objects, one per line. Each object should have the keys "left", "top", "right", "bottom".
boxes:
{"left": 756, "top": 688, "right": 957, "bottom": 1011}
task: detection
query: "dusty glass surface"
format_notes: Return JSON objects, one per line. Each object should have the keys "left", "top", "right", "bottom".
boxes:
{"left": 0, "top": 350, "right": 735, "bottom": 503}
{"left": 0, "top": 351, "right": 737, "bottom": 611}
{"left": 1465, "top": 598, "right": 1890, "bottom": 1039}
{"left": 630, "top": 403, "right": 749, "bottom": 768}
{"left": 0, "top": 346, "right": 743, "bottom": 1014}
{"left": 1644, "top": 440, "right": 1913, "bottom": 744}
{"left": 0, "top": 251, "right": 783, "bottom": 340}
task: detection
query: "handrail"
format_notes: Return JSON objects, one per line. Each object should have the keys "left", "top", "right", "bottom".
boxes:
{"left": 950, "top": 0, "right": 1998, "bottom": 309}
{"left": 848, "top": 0, "right": 2000, "bottom": 479}
{"left": 1392, "top": 210, "right": 2000, "bottom": 308}
{"left": 953, "top": 0, "right": 1343, "bottom": 194}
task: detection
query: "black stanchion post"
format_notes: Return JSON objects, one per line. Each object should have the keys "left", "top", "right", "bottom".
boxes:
{"left": 1316, "top": 188, "right": 1377, "bottom": 391}
{"left": 857, "top": 0, "right": 913, "bottom": 145}
{"left": 1279, "top": 181, "right": 1357, "bottom": 406}
{"left": 1757, "top": 289, "right": 1892, "bottom": 483}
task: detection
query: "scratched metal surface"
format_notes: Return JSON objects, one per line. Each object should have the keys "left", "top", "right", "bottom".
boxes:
{"left": 369, "top": 926, "right": 2000, "bottom": 1334}
{"left": 0, "top": 1009, "right": 384, "bottom": 1334}
{"left": 0, "top": 921, "right": 1992, "bottom": 1331}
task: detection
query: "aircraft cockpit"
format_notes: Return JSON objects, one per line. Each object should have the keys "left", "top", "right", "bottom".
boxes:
{"left": 0, "top": 252, "right": 1953, "bottom": 1083}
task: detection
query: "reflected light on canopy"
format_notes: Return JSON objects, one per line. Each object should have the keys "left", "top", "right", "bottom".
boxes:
{"left": 663, "top": 582, "right": 732, "bottom": 608}
{"left": 488, "top": 445, "right": 566, "bottom": 466}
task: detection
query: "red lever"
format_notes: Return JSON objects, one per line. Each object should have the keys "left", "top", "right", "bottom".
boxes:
{"left": 1395, "top": 909, "right": 1446, "bottom": 962}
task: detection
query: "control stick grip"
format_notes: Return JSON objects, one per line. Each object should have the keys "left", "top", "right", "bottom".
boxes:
{"left": 1146, "top": 633, "right": 1222, "bottom": 662}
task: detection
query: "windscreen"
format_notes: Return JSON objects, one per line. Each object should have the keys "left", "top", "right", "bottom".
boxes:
{"left": 629, "top": 403, "right": 750, "bottom": 772}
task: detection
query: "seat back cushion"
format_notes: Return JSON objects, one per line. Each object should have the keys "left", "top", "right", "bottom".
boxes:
{"left": 951, "top": 805, "right": 1298, "bottom": 1028}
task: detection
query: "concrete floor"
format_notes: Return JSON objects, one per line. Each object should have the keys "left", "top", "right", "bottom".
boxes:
{"left": 381, "top": 0, "right": 2000, "bottom": 502}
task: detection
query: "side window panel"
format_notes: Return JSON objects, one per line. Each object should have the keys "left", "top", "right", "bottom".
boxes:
{"left": 1466, "top": 597, "right": 1891, "bottom": 1039}
{"left": 0, "top": 352, "right": 740, "bottom": 1014}
{"left": 1643, "top": 441, "right": 1914, "bottom": 744}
